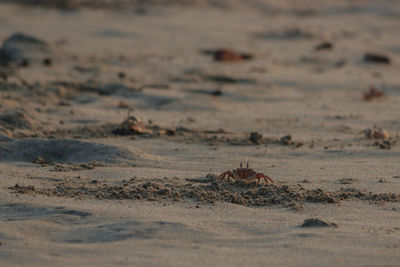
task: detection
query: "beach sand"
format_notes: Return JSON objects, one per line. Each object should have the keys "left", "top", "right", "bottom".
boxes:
{"left": 0, "top": 0, "right": 400, "bottom": 266}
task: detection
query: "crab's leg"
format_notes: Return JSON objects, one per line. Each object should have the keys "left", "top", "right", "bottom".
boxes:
{"left": 217, "top": 171, "right": 232, "bottom": 181}
{"left": 256, "top": 173, "right": 274, "bottom": 184}
{"left": 227, "top": 173, "right": 235, "bottom": 182}
{"left": 248, "top": 178, "right": 262, "bottom": 185}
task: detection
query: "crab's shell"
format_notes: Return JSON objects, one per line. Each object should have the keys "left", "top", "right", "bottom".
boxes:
{"left": 232, "top": 168, "right": 257, "bottom": 180}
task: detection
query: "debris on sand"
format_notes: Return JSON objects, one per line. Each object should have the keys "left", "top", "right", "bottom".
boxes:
{"left": 78, "top": 82, "right": 134, "bottom": 96}
{"left": 191, "top": 88, "right": 222, "bottom": 96}
{"left": 33, "top": 156, "right": 47, "bottom": 165}
{"left": 118, "top": 71, "right": 126, "bottom": 80}
{"left": 363, "top": 87, "right": 384, "bottom": 101}
{"left": 301, "top": 218, "right": 337, "bottom": 228}
{"left": 364, "top": 52, "right": 391, "bottom": 64}
{"left": 249, "top": 132, "right": 263, "bottom": 145}
{"left": 212, "top": 49, "right": 253, "bottom": 62}
{"left": 51, "top": 161, "right": 114, "bottom": 172}
{"left": 223, "top": 133, "right": 304, "bottom": 147}
{"left": 374, "top": 140, "right": 396, "bottom": 150}
{"left": 357, "top": 125, "right": 396, "bottom": 149}
{"left": 42, "top": 58, "right": 52, "bottom": 66}
{"left": 279, "top": 135, "right": 303, "bottom": 147}
{"left": 209, "top": 89, "right": 222, "bottom": 96}
{"left": 117, "top": 101, "right": 131, "bottom": 109}
{"left": 359, "top": 126, "right": 389, "bottom": 139}
{"left": 111, "top": 117, "right": 192, "bottom": 138}
{"left": 315, "top": 41, "right": 333, "bottom": 51}
{"left": 204, "top": 75, "right": 256, "bottom": 84}
{"left": 10, "top": 184, "right": 36, "bottom": 194}
{"left": 112, "top": 116, "right": 153, "bottom": 135}
{"left": 280, "top": 135, "right": 292, "bottom": 145}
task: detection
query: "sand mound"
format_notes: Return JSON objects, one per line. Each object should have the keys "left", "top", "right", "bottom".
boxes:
{"left": 0, "top": 32, "right": 52, "bottom": 64}
{"left": 0, "top": 108, "right": 36, "bottom": 131}
{"left": 0, "top": 108, "right": 41, "bottom": 138}
{"left": 0, "top": 138, "right": 138, "bottom": 163}
{"left": 10, "top": 177, "right": 400, "bottom": 211}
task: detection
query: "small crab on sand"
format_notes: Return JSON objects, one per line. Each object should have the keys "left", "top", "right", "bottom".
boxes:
{"left": 359, "top": 125, "right": 389, "bottom": 139}
{"left": 217, "top": 163, "right": 273, "bottom": 185}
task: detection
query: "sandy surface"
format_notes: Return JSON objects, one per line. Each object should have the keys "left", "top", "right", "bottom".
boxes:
{"left": 1, "top": 0, "right": 400, "bottom": 266}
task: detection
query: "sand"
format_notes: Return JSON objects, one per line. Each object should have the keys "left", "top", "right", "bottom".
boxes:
{"left": 0, "top": 0, "right": 400, "bottom": 266}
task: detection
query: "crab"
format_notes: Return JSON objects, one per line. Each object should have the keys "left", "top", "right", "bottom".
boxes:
{"left": 217, "top": 163, "right": 274, "bottom": 185}
{"left": 359, "top": 125, "right": 389, "bottom": 139}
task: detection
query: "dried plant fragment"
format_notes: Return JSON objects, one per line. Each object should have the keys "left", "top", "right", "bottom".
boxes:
{"left": 364, "top": 52, "right": 391, "bottom": 64}
{"left": 213, "top": 49, "right": 253, "bottom": 62}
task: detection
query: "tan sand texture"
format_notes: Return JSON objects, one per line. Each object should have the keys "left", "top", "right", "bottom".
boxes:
{"left": 0, "top": 0, "right": 400, "bottom": 266}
